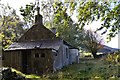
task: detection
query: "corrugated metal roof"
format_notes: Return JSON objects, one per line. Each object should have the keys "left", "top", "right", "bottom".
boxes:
{"left": 6, "top": 39, "right": 62, "bottom": 51}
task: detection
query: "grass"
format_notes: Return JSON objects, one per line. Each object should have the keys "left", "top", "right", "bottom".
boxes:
{"left": 11, "top": 68, "right": 41, "bottom": 79}
{"left": 48, "top": 58, "right": 119, "bottom": 80}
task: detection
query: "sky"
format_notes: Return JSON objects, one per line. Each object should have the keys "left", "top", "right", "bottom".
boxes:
{"left": 1, "top": 0, "right": 119, "bottom": 48}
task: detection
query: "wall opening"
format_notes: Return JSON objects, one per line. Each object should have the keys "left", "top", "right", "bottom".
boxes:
{"left": 41, "top": 53, "right": 45, "bottom": 58}
{"left": 66, "top": 48, "right": 69, "bottom": 58}
{"left": 35, "top": 53, "right": 39, "bottom": 58}
{"left": 21, "top": 50, "right": 31, "bottom": 74}
{"left": 55, "top": 53, "right": 57, "bottom": 56}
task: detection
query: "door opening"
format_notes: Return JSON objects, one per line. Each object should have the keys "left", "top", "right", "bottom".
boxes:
{"left": 21, "top": 50, "right": 31, "bottom": 74}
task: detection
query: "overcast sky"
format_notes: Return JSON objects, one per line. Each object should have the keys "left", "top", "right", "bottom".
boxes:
{"left": 1, "top": 0, "right": 118, "bottom": 48}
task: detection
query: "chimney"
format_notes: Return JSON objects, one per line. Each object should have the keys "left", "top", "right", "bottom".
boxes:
{"left": 35, "top": 1, "right": 43, "bottom": 25}
{"left": 51, "top": 27, "right": 57, "bottom": 34}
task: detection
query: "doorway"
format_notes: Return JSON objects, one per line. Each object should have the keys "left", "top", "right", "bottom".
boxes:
{"left": 21, "top": 50, "right": 31, "bottom": 74}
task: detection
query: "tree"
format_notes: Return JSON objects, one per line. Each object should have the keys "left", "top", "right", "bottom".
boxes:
{"left": 0, "top": 4, "right": 25, "bottom": 49}
{"left": 79, "top": 29, "right": 103, "bottom": 58}
{"left": 20, "top": 3, "right": 35, "bottom": 27}
{"left": 97, "top": 2, "right": 120, "bottom": 41}
{"left": 19, "top": 1, "right": 119, "bottom": 49}
{"left": 76, "top": 1, "right": 120, "bottom": 41}
{"left": 53, "top": 2, "right": 80, "bottom": 47}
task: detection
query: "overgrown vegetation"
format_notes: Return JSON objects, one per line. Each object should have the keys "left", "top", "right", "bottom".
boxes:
{"left": 0, "top": 3, "right": 25, "bottom": 49}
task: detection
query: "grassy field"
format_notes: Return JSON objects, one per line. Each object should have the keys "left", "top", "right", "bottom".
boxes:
{"left": 47, "top": 58, "right": 120, "bottom": 80}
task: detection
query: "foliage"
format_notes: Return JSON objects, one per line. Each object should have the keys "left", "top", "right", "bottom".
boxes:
{"left": 53, "top": 2, "right": 80, "bottom": 47}
{"left": 41, "top": 0, "right": 55, "bottom": 28}
{"left": 0, "top": 4, "right": 25, "bottom": 49}
{"left": 77, "top": 1, "right": 120, "bottom": 41}
{"left": 77, "top": 2, "right": 110, "bottom": 28}
{"left": 20, "top": 3, "right": 35, "bottom": 26}
{"left": 105, "top": 52, "right": 120, "bottom": 64}
{"left": 54, "top": 1, "right": 120, "bottom": 41}
{"left": 98, "top": 2, "right": 120, "bottom": 41}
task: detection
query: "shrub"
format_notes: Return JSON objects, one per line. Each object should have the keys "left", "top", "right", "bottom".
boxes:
{"left": 105, "top": 53, "right": 120, "bottom": 64}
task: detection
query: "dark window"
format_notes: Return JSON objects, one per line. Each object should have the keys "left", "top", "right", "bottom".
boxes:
{"left": 35, "top": 53, "right": 39, "bottom": 58}
{"left": 66, "top": 48, "right": 68, "bottom": 58}
{"left": 55, "top": 53, "right": 57, "bottom": 56}
{"left": 41, "top": 53, "right": 45, "bottom": 58}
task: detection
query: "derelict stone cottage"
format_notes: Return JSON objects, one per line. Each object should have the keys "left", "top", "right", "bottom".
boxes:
{"left": 2, "top": 6, "right": 79, "bottom": 75}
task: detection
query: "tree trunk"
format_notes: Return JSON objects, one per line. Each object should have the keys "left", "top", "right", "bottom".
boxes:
{"left": 92, "top": 51, "right": 98, "bottom": 58}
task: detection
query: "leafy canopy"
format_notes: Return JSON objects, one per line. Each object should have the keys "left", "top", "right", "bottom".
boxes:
{"left": 0, "top": 4, "right": 25, "bottom": 49}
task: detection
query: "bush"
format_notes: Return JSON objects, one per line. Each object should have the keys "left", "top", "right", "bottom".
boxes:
{"left": 105, "top": 53, "right": 120, "bottom": 64}
{"left": 2, "top": 68, "right": 25, "bottom": 80}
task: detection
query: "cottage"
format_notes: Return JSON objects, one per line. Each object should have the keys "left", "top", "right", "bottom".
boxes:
{"left": 2, "top": 6, "right": 79, "bottom": 75}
